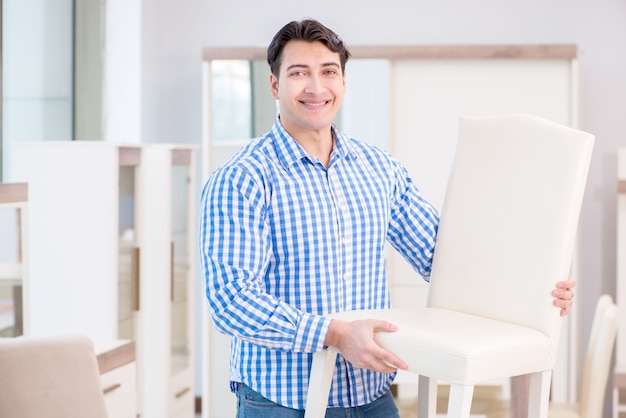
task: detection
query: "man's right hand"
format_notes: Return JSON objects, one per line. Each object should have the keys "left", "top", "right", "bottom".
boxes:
{"left": 324, "top": 318, "right": 407, "bottom": 373}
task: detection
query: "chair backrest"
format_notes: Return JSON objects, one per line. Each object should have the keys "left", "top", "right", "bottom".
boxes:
{"left": 427, "top": 114, "right": 594, "bottom": 365}
{"left": 579, "top": 295, "right": 619, "bottom": 418}
{"left": 0, "top": 334, "right": 109, "bottom": 418}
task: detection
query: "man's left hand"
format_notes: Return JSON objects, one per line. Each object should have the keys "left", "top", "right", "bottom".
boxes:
{"left": 553, "top": 278, "right": 576, "bottom": 317}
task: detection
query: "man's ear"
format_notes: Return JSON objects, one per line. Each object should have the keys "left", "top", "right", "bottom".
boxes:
{"left": 270, "top": 73, "right": 279, "bottom": 100}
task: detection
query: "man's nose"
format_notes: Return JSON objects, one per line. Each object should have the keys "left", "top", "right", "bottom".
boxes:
{"left": 304, "top": 74, "right": 325, "bottom": 94}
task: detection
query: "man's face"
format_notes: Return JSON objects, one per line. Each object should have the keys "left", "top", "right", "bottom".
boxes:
{"left": 270, "top": 40, "right": 346, "bottom": 138}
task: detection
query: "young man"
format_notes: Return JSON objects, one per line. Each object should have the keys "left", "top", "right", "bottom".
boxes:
{"left": 199, "top": 18, "right": 575, "bottom": 418}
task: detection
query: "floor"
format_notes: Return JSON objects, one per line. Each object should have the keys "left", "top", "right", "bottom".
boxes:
{"left": 395, "top": 385, "right": 509, "bottom": 418}
{"left": 195, "top": 385, "right": 510, "bottom": 418}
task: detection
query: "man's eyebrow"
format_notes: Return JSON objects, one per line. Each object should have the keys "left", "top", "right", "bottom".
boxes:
{"left": 285, "top": 63, "right": 309, "bottom": 71}
{"left": 285, "top": 62, "right": 340, "bottom": 71}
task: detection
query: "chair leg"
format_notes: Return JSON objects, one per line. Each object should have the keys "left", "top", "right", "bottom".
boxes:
{"left": 418, "top": 375, "right": 438, "bottom": 418}
{"left": 305, "top": 347, "right": 338, "bottom": 418}
{"left": 511, "top": 374, "right": 531, "bottom": 418}
{"left": 528, "top": 370, "right": 552, "bottom": 418}
{"left": 447, "top": 383, "right": 474, "bottom": 418}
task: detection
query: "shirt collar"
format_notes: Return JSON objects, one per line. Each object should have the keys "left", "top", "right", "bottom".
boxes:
{"left": 270, "top": 117, "right": 356, "bottom": 170}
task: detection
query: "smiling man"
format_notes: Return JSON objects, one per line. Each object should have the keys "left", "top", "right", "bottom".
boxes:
{"left": 199, "top": 18, "right": 576, "bottom": 418}
{"left": 269, "top": 39, "right": 345, "bottom": 168}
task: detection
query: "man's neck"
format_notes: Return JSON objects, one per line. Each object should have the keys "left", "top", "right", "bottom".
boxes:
{"left": 282, "top": 120, "right": 334, "bottom": 168}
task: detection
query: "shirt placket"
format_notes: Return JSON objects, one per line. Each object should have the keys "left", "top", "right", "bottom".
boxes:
{"left": 325, "top": 164, "right": 348, "bottom": 312}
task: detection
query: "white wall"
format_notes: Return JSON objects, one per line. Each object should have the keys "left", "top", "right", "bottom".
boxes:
{"left": 140, "top": 0, "right": 626, "bottom": 415}
{"left": 140, "top": 0, "right": 210, "bottom": 145}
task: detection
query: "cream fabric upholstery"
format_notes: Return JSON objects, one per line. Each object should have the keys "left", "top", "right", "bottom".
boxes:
{"left": 0, "top": 334, "right": 109, "bottom": 418}
{"left": 305, "top": 114, "right": 595, "bottom": 418}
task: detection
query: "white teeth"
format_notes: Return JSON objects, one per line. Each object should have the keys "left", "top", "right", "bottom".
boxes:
{"left": 304, "top": 102, "right": 325, "bottom": 107}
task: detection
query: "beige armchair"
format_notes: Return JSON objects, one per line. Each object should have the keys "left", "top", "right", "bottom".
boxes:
{"left": 0, "top": 334, "right": 109, "bottom": 418}
{"left": 305, "top": 114, "right": 595, "bottom": 418}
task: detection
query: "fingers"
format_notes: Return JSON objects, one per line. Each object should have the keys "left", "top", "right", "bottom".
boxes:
{"left": 556, "top": 278, "right": 576, "bottom": 292}
{"left": 378, "top": 351, "right": 407, "bottom": 372}
{"left": 553, "top": 298, "right": 572, "bottom": 316}
{"left": 357, "top": 345, "right": 406, "bottom": 373}
{"left": 376, "top": 357, "right": 402, "bottom": 374}
{"left": 333, "top": 319, "right": 407, "bottom": 373}
{"left": 373, "top": 319, "right": 399, "bottom": 333}
{"left": 553, "top": 278, "right": 576, "bottom": 317}
{"left": 371, "top": 320, "right": 407, "bottom": 371}
{"left": 552, "top": 278, "right": 575, "bottom": 301}
{"left": 557, "top": 278, "right": 576, "bottom": 288}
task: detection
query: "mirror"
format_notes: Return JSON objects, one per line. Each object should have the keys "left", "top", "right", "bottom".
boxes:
{"left": 210, "top": 60, "right": 275, "bottom": 141}
{"left": 209, "top": 58, "right": 389, "bottom": 151}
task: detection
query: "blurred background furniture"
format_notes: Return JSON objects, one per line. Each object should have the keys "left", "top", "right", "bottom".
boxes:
{"left": 550, "top": 295, "right": 618, "bottom": 418}
{"left": 614, "top": 148, "right": 626, "bottom": 418}
{"left": 95, "top": 339, "right": 138, "bottom": 418}
{"left": 9, "top": 142, "right": 198, "bottom": 418}
{"left": 0, "top": 182, "right": 28, "bottom": 338}
{"left": 0, "top": 334, "right": 110, "bottom": 418}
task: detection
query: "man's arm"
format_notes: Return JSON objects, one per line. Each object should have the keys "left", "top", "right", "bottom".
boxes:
{"left": 199, "top": 168, "right": 330, "bottom": 353}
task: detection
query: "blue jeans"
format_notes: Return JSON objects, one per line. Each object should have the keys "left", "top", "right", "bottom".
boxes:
{"left": 234, "top": 383, "right": 400, "bottom": 418}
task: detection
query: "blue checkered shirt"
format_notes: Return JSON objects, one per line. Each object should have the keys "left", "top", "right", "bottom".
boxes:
{"left": 199, "top": 119, "right": 439, "bottom": 410}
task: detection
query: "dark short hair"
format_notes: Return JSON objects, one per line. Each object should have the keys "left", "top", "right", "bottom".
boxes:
{"left": 267, "top": 19, "right": 351, "bottom": 78}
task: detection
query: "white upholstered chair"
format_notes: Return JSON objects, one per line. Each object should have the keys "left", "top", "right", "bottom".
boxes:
{"left": 305, "top": 114, "right": 595, "bottom": 418}
{"left": 0, "top": 334, "right": 109, "bottom": 418}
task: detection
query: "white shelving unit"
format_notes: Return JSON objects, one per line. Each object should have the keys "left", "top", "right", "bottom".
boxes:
{"left": 94, "top": 339, "right": 137, "bottom": 418}
{"left": 9, "top": 142, "right": 197, "bottom": 418}
{"left": 0, "top": 183, "right": 29, "bottom": 338}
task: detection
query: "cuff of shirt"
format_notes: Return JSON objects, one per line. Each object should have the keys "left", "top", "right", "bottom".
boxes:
{"left": 292, "top": 312, "right": 332, "bottom": 353}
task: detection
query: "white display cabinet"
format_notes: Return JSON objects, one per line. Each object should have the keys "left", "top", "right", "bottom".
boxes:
{"left": 0, "top": 183, "right": 29, "bottom": 338}
{"left": 10, "top": 141, "right": 197, "bottom": 418}
{"left": 95, "top": 339, "right": 138, "bottom": 418}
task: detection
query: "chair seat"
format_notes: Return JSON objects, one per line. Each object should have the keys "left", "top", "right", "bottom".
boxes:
{"left": 330, "top": 308, "right": 551, "bottom": 384}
